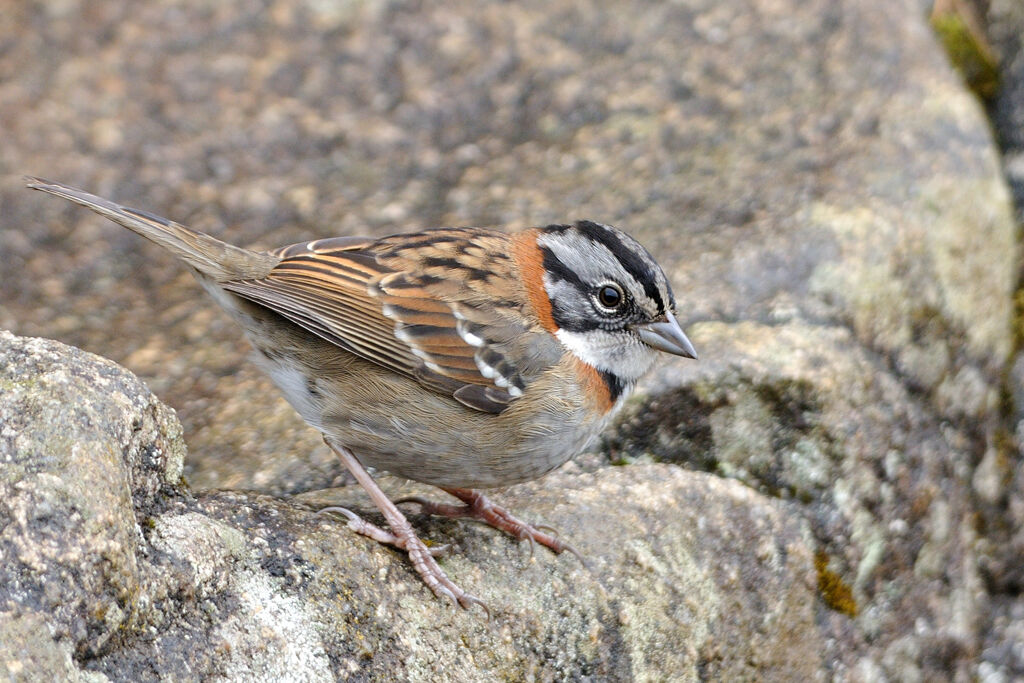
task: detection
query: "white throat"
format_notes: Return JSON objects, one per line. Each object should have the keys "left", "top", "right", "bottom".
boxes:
{"left": 554, "top": 328, "right": 658, "bottom": 383}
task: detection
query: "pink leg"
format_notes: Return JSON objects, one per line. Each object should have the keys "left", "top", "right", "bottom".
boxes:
{"left": 397, "top": 487, "right": 585, "bottom": 563}
{"left": 321, "top": 438, "right": 486, "bottom": 613}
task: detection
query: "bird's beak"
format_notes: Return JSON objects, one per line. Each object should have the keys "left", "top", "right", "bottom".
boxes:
{"left": 636, "top": 310, "right": 698, "bottom": 359}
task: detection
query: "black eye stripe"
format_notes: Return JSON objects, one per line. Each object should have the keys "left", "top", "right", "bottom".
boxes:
{"left": 539, "top": 245, "right": 602, "bottom": 332}
{"left": 540, "top": 244, "right": 586, "bottom": 290}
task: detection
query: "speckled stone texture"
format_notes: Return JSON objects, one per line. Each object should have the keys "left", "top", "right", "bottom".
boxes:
{"left": 0, "top": 332, "right": 823, "bottom": 681}
{"left": 0, "top": 0, "right": 1019, "bottom": 679}
{"left": 985, "top": 1, "right": 1024, "bottom": 679}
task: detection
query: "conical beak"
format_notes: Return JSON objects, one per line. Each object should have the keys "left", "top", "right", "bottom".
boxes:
{"left": 636, "top": 310, "right": 698, "bottom": 359}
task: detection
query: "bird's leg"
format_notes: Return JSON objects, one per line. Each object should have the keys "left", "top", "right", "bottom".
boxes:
{"left": 397, "top": 487, "right": 585, "bottom": 564}
{"left": 321, "top": 437, "right": 486, "bottom": 613}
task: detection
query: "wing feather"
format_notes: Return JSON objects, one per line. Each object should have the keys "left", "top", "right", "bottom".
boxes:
{"left": 223, "top": 229, "right": 563, "bottom": 413}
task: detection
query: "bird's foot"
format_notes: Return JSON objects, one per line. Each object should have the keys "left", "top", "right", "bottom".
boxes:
{"left": 317, "top": 506, "right": 449, "bottom": 557}
{"left": 321, "top": 440, "right": 488, "bottom": 615}
{"left": 397, "top": 487, "right": 586, "bottom": 565}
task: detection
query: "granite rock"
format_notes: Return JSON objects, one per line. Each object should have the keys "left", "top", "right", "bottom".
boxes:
{"left": 0, "top": 332, "right": 823, "bottom": 681}
{"left": 0, "top": 0, "right": 1019, "bottom": 679}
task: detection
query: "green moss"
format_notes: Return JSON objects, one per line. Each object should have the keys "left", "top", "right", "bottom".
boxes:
{"left": 930, "top": 13, "right": 999, "bottom": 99}
{"left": 814, "top": 551, "right": 858, "bottom": 617}
{"left": 1012, "top": 288, "right": 1024, "bottom": 352}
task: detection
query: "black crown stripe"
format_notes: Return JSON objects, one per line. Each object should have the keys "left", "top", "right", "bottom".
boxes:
{"left": 572, "top": 221, "right": 666, "bottom": 314}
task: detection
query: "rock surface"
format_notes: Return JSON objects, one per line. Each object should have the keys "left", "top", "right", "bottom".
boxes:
{"left": 990, "top": 0, "right": 1024, "bottom": 211}
{"left": 0, "top": 0, "right": 1020, "bottom": 679}
{"left": 984, "top": 1, "right": 1024, "bottom": 678}
{"left": 0, "top": 332, "right": 824, "bottom": 681}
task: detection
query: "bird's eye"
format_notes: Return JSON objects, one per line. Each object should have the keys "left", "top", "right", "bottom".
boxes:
{"left": 597, "top": 283, "right": 624, "bottom": 309}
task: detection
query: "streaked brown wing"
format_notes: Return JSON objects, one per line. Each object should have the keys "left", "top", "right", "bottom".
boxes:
{"left": 222, "top": 231, "right": 562, "bottom": 413}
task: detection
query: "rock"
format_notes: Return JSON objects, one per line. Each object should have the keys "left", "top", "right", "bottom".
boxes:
{"left": 1, "top": 0, "right": 1019, "bottom": 679}
{"left": 2, "top": 0, "right": 1014, "bottom": 494}
{"left": 611, "top": 321, "right": 990, "bottom": 676}
{"left": 984, "top": 1, "right": 1024, "bottom": 678}
{"left": 0, "top": 332, "right": 823, "bottom": 680}
{"left": 0, "top": 331, "right": 184, "bottom": 658}
{"left": 990, "top": 0, "right": 1024, "bottom": 210}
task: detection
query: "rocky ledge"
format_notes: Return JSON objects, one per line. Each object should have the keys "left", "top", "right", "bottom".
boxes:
{"left": 2, "top": 0, "right": 1022, "bottom": 679}
{"left": 1, "top": 331, "right": 823, "bottom": 681}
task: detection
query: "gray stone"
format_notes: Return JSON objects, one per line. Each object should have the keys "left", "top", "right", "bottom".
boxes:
{"left": 0, "top": 332, "right": 823, "bottom": 681}
{"left": 611, "top": 321, "right": 990, "bottom": 676}
{"left": 985, "top": 1, "right": 1024, "bottom": 679}
{"left": 0, "top": 331, "right": 184, "bottom": 659}
{"left": 0, "top": 0, "right": 1019, "bottom": 678}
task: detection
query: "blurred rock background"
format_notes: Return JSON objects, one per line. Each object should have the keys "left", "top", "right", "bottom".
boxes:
{"left": 1, "top": 0, "right": 1023, "bottom": 679}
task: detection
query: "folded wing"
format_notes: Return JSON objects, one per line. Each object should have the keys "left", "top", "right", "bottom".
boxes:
{"left": 223, "top": 231, "right": 562, "bottom": 414}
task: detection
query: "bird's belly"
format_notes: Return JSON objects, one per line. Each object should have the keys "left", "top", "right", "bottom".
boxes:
{"left": 322, "top": 392, "right": 607, "bottom": 488}
{"left": 249, "top": 335, "right": 611, "bottom": 489}
{"left": 342, "top": 414, "right": 605, "bottom": 489}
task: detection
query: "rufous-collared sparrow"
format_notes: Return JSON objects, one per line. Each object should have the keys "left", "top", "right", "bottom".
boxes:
{"left": 27, "top": 177, "right": 696, "bottom": 611}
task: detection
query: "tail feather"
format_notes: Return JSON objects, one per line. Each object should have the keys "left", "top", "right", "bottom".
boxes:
{"left": 25, "top": 177, "right": 277, "bottom": 281}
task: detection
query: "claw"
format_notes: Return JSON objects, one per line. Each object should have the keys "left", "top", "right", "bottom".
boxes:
{"left": 436, "top": 584, "right": 459, "bottom": 606}
{"left": 517, "top": 532, "right": 536, "bottom": 565}
{"left": 316, "top": 505, "right": 359, "bottom": 522}
{"left": 317, "top": 505, "right": 407, "bottom": 549}
{"left": 417, "top": 487, "right": 588, "bottom": 568}
{"left": 563, "top": 542, "right": 590, "bottom": 570}
{"left": 428, "top": 542, "right": 451, "bottom": 558}
{"left": 460, "top": 593, "right": 491, "bottom": 620}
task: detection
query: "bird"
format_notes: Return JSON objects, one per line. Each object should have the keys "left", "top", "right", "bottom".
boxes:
{"left": 26, "top": 177, "right": 697, "bottom": 611}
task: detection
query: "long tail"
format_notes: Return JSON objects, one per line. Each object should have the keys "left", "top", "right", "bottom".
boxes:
{"left": 25, "top": 177, "right": 277, "bottom": 281}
